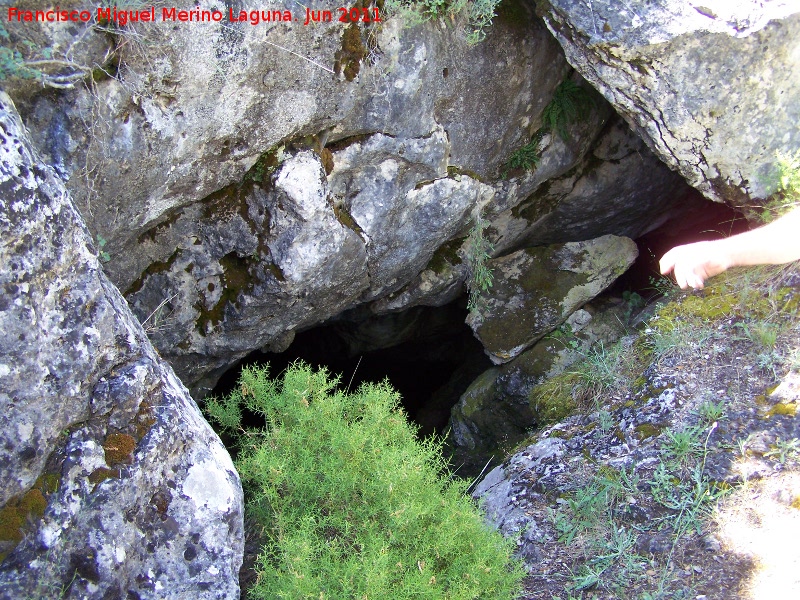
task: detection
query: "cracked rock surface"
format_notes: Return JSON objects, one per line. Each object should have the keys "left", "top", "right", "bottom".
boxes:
{"left": 540, "top": 0, "right": 800, "bottom": 206}
{"left": 0, "top": 93, "right": 243, "bottom": 599}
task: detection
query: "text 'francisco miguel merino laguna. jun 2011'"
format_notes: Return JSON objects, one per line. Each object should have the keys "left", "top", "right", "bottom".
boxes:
{"left": 6, "top": 5, "right": 384, "bottom": 27}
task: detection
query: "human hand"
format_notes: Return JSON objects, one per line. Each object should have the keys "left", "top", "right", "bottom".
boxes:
{"left": 659, "top": 240, "right": 733, "bottom": 290}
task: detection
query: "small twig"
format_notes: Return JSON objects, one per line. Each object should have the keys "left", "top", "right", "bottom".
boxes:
{"left": 346, "top": 356, "right": 362, "bottom": 394}
{"left": 264, "top": 40, "right": 335, "bottom": 74}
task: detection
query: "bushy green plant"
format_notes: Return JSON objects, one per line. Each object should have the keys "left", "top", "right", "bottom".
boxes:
{"left": 206, "top": 363, "right": 523, "bottom": 599}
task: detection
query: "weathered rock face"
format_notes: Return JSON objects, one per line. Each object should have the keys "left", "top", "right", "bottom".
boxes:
{"left": 0, "top": 94, "right": 243, "bottom": 599}
{"left": 540, "top": 0, "right": 800, "bottom": 206}
{"left": 451, "top": 303, "right": 629, "bottom": 451}
{"left": 10, "top": 1, "right": 692, "bottom": 395}
{"left": 466, "top": 234, "right": 638, "bottom": 364}
{"left": 22, "top": 1, "right": 568, "bottom": 288}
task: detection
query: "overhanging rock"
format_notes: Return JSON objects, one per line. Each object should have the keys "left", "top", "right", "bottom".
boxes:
{"left": 540, "top": 0, "right": 800, "bottom": 206}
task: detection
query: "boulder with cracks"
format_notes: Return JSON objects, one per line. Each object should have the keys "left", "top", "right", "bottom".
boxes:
{"left": 540, "top": 0, "right": 800, "bottom": 206}
{"left": 0, "top": 93, "right": 243, "bottom": 599}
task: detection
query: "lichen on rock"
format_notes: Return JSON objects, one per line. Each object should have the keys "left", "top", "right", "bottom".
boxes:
{"left": 0, "top": 92, "right": 244, "bottom": 599}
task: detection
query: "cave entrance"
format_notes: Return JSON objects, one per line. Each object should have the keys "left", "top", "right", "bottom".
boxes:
{"left": 211, "top": 298, "right": 492, "bottom": 437}
{"left": 211, "top": 190, "right": 751, "bottom": 440}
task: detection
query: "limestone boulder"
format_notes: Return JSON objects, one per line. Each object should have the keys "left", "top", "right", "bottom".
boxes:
{"left": 466, "top": 235, "right": 637, "bottom": 363}
{"left": 375, "top": 113, "right": 693, "bottom": 316}
{"left": 0, "top": 94, "right": 243, "bottom": 599}
{"left": 451, "top": 302, "right": 629, "bottom": 451}
{"left": 540, "top": 0, "right": 800, "bottom": 206}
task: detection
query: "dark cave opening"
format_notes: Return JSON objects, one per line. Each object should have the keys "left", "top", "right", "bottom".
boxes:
{"left": 212, "top": 190, "right": 751, "bottom": 438}
{"left": 211, "top": 298, "right": 492, "bottom": 437}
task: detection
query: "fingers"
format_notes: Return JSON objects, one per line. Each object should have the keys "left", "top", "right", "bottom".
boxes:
{"left": 659, "top": 245, "right": 707, "bottom": 290}
{"left": 659, "top": 250, "right": 676, "bottom": 276}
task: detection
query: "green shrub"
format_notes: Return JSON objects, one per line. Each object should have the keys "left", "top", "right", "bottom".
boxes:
{"left": 207, "top": 363, "right": 523, "bottom": 599}
{"left": 384, "top": 0, "right": 501, "bottom": 44}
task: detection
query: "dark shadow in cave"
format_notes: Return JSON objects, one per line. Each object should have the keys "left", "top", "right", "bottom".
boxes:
{"left": 612, "top": 189, "right": 751, "bottom": 296}
{"left": 211, "top": 297, "right": 492, "bottom": 437}
{"left": 212, "top": 190, "right": 752, "bottom": 450}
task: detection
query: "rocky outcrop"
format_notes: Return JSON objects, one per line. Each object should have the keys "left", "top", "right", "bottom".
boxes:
{"left": 466, "top": 234, "right": 638, "bottom": 363}
{"left": 9, "top": 1, "right": 692, "bottom": 395}
{"left": 452, "top": 302, "right": 629, "bottom": 452}
{"left": 0, "top": 94, "right": 243, "bottom": 598}
{"left": 540, "top": 0, "right": 800, "bottom": 206}
{"left": 471, "top": 268, "right": 800, "bottom": 598}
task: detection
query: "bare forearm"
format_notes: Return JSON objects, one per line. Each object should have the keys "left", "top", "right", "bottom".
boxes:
{"left": 718, "top": 209, "right": 800, "bottom": 267}
{"left": 660, "top": 208, "right": 800, "bottom": 289}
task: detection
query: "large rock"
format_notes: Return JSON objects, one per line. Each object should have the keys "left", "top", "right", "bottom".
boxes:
{"left": 0, "top": 94, "right": 243, "bottom": 598}
{"left": 372, "top": 113, "right": 693, "bottom": 315}
{"left": 451, "top": 302, "right": 629, "bottom": 451}
{"left": 540, "top": 0, "right": 800, "bottom": 206}
{"left": 466, "top": 235, "right": 637, "bottom": 363}
{"left": 10, "top": 2, "right": 689, "bottom": 395}
{"left": 491, "top": 114, "right": 693, "bottom": 253}
{"left": 20, "top": 0, "right": 568, "bottom": 290}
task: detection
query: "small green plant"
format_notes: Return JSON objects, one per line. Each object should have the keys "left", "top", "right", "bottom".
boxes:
{"left": 465, "top": 212, "right": 494, "bottom": 311}
{"left": 0, "top": 21, "right": 97, "bottom": 89}
{"left": 96, "top": 235, "right": 111, "bottom": 263}
{"left": 0, "top": 24, "right": 39, "bottom": 81}
{"left": 597, "top": 406, "right": 614, "bottom": 433}
{"left": 759, "top": 149, "right": 800, "bottom": 223}
{"left": 622, "top": 290, "right": 646, "bottom": 321}
{"left": 206, "top": 363, "right": 524, "bottom": 599}
{"left": 503, "top": 131, "right": 543, "bottom": 175}
{"left": 571, "top": 341, "right": 624, "bottom": 402}
{"left": 695, "top": 398, "right": 725, "bottom": 425}
{"left": 647, "top": 273, "right": 679, "bottom": 298}
{"left": 742, "top": 321, "right": 780, "bottom": 350}
{"left": 541, "top": 79, "right": 596, "bottom": 141}
{"left": 663, "top": 426, "right": 703, "bottom": 467}
{"left": 502, "top": 76, "right": 595, "bottom": 175}
{"left": 764, "top": 437, "right": 800, "bottom": 464}
{"left": 550, "top": 466, "right": 643, "bottom": 592}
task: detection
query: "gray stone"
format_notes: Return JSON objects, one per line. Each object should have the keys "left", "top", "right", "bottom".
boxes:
{"left": 540, "top": 0, "right": 800, "bottom": 205}
{"left": 466, "top": 235, "right": 638, "bottom": 363}
{"left": 451, "top": 301, "right": 629, "bottom": 451}
{"left": 0, "top": 93, "right": 243, "bottom": 599}
{"left": 491, "top": 115, "right": 692, "bottom": 253}
{"left": 9, "top": 2, "right": 688, "bottom": 398}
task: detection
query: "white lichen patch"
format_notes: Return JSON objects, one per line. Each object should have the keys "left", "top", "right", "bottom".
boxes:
{"left": 182, "top": 458, "right": 235, "bottom": 513}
